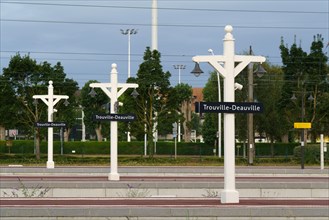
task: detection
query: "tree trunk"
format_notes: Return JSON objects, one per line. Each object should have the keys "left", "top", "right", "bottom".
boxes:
{"left": 35, "top": 128, "right": 40, "bottom": 160}
{"left": 281, "top": 134, "right": 289, "bottom": 143}
{"left": 270, "top": 138, "right": 274, "bottom": 157}
{"left": 95, "top": 125, "right": 103, "bottom": 142}
{"left": 182, "top": 100, "right": 192, "bottom": 142}
{"left": 0, "top": 125, "right": 5, "bottom": 140}
{"left": 64, "top": 128, "right": 71, "bottom": 142}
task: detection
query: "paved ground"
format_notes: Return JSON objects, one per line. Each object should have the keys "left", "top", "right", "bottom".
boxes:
{"left": 1, "top": 166, "right": 328, "bottom": 219}
{"left": 1, "top": 174, "right": 328, "bottom": 182}
{"left": 1, "top": 198, "right": 329, "bottom": 206}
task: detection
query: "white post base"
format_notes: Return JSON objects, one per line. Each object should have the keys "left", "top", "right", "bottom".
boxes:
{"left": 108, "top": 173, "right": 120, "bottom": 181}
{"left": 221, "top": 190, "right": 239, "bottom": 204}
{"left": 46, "top": 161, "right": 55, "bottom": 169}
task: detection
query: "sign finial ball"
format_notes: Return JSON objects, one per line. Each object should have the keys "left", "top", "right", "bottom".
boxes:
{"left": 225, "top": 25, "right": 233, "bottom": 33}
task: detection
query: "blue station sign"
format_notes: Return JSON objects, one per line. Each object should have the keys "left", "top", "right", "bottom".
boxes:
{"left": 195, "top": 102, "right": 264, "bottom": 113}
{"left": 35, "top": 122, "right": 67, "bottom": 127}
{"left": 92, "top": 113, "right": 136, "bottom": 122}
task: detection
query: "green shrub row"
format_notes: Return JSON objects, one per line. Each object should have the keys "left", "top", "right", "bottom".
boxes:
{"left": 0, "top": 140, "right": 305, "bottom": 157}
{"left": 0, "top": 140, "right": 214, "bottom": 156}
{"left": 293, "top": 144, "right": 329, "bottom": 164}
{"left": 254, "top": 143, "right": 299, "bottom": 156}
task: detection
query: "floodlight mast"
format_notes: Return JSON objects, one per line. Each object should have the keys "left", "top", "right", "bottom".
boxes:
{"left": 192, "top": 25, "right": 266, "bottom": 203}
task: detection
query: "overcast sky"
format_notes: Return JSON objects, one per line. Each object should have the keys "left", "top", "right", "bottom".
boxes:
{"left": 1, "top": 0, "right": 328, "bottom": 88}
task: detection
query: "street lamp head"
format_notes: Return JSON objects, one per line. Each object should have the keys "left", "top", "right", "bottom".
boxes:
{"left": 131, "top": 88, "right": 139, "bottom": 99}
{"left": 254, "top": 64, "right": 266, "bottom": 78}
{"left": 308, "top": 94, "right": 314, "bottom": 101}
{"left": 89, "top": 88, "right": 97, "bottom": 97}
{"left": 173, "top": 64, "right": 186, "bottom": 70}
{"left": 120, "top": 29, "right": 128, "bottom": 35}
{"left": 234, "top": 83, "right": 243, "bottom": 91}
{"left": 291, "top": 93, "right": 297, "bottom": 101}
{"left": 63, "top": 99, "right": 70, "bottom": 107}
{"left": 191, "top": 62, "right": 204, "bottom": 77}
{"left": 208, "top": 49, "right": 214, "bottom": 55}
{"left": 131, "top": 29, "right": 138, "bottom": 34}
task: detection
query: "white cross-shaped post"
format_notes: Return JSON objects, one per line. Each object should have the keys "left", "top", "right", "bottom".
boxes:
{"left": 33, "top": 80, "right": 69, "bottom": 169}
{"left": 192, "top": 25, "right": 266, "bottom": 203}
{"left": 90, "top": 63, "right": 138, "bottom": 181}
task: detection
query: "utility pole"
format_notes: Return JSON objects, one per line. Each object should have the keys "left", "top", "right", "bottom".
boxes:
{"left": 247, "top": 46, "right": 254, "bottom": 165}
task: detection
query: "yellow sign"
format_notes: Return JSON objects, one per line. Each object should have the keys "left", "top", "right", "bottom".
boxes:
{"left": 294, "top": 122, "right": 312, "bottom": 129}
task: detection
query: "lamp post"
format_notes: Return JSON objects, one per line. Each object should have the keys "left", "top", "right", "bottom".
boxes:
{"left": 76, "top": 105, "right": 86, "bottom": 142}
{"left": 120, "top": 29, "right": 138, "bottom": 79}
{"left": 121, "top": 28, "right": 138, "bottom": 142}
{"left": 191, "top": 25, "right": 266, "bottom": 203}
{"left": 33, "top": 80, "right": 69, "bottom": 169}
{"left": 247, "top": 46, "right": 266, "bottom": 165}
{"left": 173, "top": 64, "right": 186, "bottom": 143}
{"left": 291, "top": 90, "right": 314, "bottom": 169}
{"left": 173, "top": 64, "right": 186, "bottom": 85}
{"left": 89, "top": 63, "right": 138, "bottom": 180}
{"left": 207, "top": 49, "right": 222, "bottom": 158}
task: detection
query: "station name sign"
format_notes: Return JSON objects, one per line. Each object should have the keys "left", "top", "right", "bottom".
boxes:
{"left": 92, "top": 113, "right": 136, "bottom": 122}
{"left": 195, "top": 102, "right": 264, "bottom": 113}
{"left": 35, "top": 122, "right": 67, "bottom": 127}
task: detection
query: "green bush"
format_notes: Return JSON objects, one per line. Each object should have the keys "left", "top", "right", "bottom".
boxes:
{"left": 0, "top": 140, "right": 213, "bottom": 156}
{"left": 254, "top": 143, "right": 298, "bottom": 156}
{"left": 0, "top": 140, "right": 315, "bottom": 158}
{"left": 294, "top": 144, "right": 329, "bottom": 164}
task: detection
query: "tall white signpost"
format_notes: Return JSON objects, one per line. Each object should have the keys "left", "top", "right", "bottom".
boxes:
{"left": 90, "top": 63, "right": 138, "bottom": 181}
{"left": 33, "top": 80, "right": 69, "bottom": 169}
{"left": 192, "top": 25, "right": 266, "bottom": 203}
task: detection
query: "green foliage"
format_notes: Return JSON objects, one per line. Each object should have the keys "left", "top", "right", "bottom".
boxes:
{"left": 293, "top": 144, "right": 329, "bottom": 164}
{"left": 80, "top": 80, "right": 110, "bottom": 141}
{"left": 0, "top": 140, "right": 213, "bottom": 155}
{"left": 255, "top": 64, "right": 287, "bottom": 142}
{"left": 1, "top": 53, "right": 79, "bottom": 159}
{"left": 1, "top": 140, "right": 305, "bottom": 159}
{"left": 121, "top": 47, "right": 173, "bottom": 156}
{"left": 202, "top": 72, "right": 219, "bottom": 145}
{"left": 0, "top": 75, "right": 17, "bottom": 128}
{"left": 279, "top": 36, "right": 329, "bottom": 141}
{"left": 254, "top": 142, "right": 298, "bottom": 156}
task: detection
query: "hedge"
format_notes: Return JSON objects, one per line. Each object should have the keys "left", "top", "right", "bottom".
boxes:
{"left": 254, "top": 143, "right": 299, "bottom": 156}
{"left": 0, "top": 140, "right": 305, "bottom": 157}
{"left": 293, "top": 144, "right": 329, "bottom": 164}
{"left": 0, "top": 140, "right": 213, "bottom": 156}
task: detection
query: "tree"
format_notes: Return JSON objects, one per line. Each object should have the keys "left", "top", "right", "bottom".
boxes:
{"left": 0, "top": 75, "right": 17, "bottom": 140}
{"left": 279, "top": 35, "right": 329, "bottom": 143}
{"left": 170, "top": 83, "right": 193, "bottom": 142}
{"left": 202, "top": 72, "right": 219, "bottom": 145}
{"left": 254, "top": 64, "right": 285, "bottom": 156}
{"left": 2, "top": 54, "right": 79, "bottom": 159}
{"left": 122, "top": 47, "right": 172, "bottom": 156}
{"left": 80, "top": 80, "right": 109, "bottom": 141}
